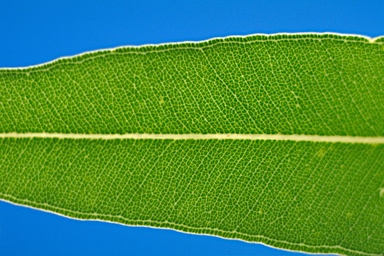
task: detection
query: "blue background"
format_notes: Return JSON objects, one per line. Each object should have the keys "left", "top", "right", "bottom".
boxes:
{"left": 0, "top": 1, "right": 382, "bottom": 255}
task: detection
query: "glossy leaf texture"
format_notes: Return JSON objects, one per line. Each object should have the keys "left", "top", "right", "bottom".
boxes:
{"left": 1, "top": 34, "right": 384, "bottom": 255}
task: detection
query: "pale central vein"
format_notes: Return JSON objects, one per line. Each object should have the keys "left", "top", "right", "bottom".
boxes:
{"left": 1, "top": 133, "right": 384, "bottom": 144}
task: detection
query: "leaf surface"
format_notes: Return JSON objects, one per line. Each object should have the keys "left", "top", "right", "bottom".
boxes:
{"left": 1, "top": 34, "right": 384, "bottom": 255}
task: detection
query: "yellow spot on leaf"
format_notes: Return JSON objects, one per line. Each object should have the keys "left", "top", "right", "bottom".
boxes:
{"left": 317, "top": 148, "right": 326, "bottom": 158}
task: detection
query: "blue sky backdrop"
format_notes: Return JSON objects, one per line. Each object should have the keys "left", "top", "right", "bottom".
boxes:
{"left": 0, "top": 1, "right": 383, "bottom": 255}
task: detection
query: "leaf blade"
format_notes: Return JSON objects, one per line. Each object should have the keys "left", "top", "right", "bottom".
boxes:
{"left": 1, "top": 33, "right": 384, "bottom": 255}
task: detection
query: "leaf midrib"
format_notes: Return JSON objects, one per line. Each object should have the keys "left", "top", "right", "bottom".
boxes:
{"left": 1, "top": 132, "right": 384, "bottom": 144}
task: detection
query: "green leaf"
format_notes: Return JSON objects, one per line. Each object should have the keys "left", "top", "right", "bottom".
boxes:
{"left": 1, "top": 33, "right": 384, "bottom": 255}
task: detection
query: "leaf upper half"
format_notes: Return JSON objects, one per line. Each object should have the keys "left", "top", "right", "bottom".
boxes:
{"left": 1, "top": 34, "right": 384, "bottom": 136}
